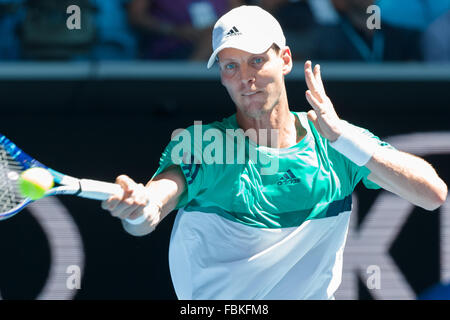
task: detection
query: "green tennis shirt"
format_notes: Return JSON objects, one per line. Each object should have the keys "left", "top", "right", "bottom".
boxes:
{"left": 152, "top": 111, "right": 387, "bottom": 229}
{"left": 153, "top": 110, "right": 394, "bottom": 299}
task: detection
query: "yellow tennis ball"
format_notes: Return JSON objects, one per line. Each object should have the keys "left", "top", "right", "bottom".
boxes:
{"left": 18, "top": 167, "right": 54, "bottom": 200}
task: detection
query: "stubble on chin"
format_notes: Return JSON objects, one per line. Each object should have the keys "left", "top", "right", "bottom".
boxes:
{"left": 236, "top": 93, "right": 281, "bottom": 120}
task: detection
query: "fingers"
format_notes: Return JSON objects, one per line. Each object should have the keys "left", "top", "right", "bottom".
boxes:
{"left": 112, "top": 183, "right": 148, "bottom": 219}
{"left": 313, "top": 64, "right": 325, "bottom": 94}
{"left": 305, "top": 90, "right": 322, "bottom": 114}
{"left": 101, "top": 174, "right": 132, "bottom": 212}
{"left": 307, "top": 109, "right": 317, "bottom": 123}
{"left": 304, "top": 60, "right": 324, "bottom": 102}
{"left": 101, "top": 175, "right": 149, "bottom": 221}
{"left": 116, "top": 174, "right": 136, "bottom": 197}
{"left": 307, "top": 109, "right": 323, "bottom": 134}
{"left": 113, "top": 202, "right": 143, "bottom": 220}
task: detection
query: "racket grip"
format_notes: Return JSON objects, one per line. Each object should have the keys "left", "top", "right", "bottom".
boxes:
{"left": 78, "top": 179, "right": 146, "bottom": 225}
{"left": 78, "top": 179, "right": 124, "bottom": 201}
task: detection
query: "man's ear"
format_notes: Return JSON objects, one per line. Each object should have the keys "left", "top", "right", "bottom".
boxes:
{"left": 281, "top": 46, "right": 293, "bottom": 75}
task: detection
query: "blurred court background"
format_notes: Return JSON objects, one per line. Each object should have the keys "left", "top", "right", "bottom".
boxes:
{"left": 0, "top": 0, "right": 449, "bottom": 300}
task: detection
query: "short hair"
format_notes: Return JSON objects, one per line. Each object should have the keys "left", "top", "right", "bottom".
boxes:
{"left": 271, "top": 43, "right": 281, "bottom": 53}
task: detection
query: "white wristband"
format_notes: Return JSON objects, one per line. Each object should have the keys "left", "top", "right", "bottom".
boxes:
{"left": 125, "top": 215, "right": 146, "bottom": 225}
{"left": 125, "top": 199, "right": 162, "bottom": 225}
{"left": 329, "top": 122, "right": 378, "bottom": 166}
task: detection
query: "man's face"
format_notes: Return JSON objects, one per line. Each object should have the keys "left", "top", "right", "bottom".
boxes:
{"left": 218, "top": 46, "right": 292, "bottom": 119}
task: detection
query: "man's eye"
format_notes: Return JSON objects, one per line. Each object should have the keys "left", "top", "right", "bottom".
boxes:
{"left": 225, "top": 63, "right": 236, "bottom": 70}
{"left": 253, "top": 57, "right": 263, "bottom": 64}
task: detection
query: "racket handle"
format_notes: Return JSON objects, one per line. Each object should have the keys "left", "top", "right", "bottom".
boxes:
{"left": 78, "top": 179, "right": 124, "bottom": 200}
{"left": 78, "top": 179, "right": 146, "bottom": 225}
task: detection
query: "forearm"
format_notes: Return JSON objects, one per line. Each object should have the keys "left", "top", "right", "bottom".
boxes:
{"left": 365, "top": 147, "right": 448, "bottom": 211}
{"left": 302, "top": 60, "right": 448, "bottom": 211}
{"left": 328, "top": 119, "right": 447, "bottom": 211}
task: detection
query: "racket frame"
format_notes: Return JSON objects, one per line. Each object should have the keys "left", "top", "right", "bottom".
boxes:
{"left": 0, "top": 134, "right": 145, "bottom": 224}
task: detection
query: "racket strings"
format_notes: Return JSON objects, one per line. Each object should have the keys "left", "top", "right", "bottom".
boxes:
{"left": 0, "top": 147, "right": 26, "bottom": 212}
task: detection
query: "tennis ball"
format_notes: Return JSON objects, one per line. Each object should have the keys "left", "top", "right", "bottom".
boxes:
{"left": 18, "top": 167, "right": 54, "bottom": 200}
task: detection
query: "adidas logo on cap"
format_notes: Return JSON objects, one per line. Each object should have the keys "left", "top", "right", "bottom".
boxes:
{"left": 225, "top": 26, "right": 242, "bottom": 37}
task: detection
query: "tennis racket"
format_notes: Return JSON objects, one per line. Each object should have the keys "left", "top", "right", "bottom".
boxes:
{"left": 0, "top": 133, "right": 145, "bottom": 224}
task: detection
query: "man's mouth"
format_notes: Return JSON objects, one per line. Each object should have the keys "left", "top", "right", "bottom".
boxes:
{"left": 242, "top": 91, "right": 261, "bottom": 97}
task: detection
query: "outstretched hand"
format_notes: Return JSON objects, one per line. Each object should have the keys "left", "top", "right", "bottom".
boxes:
{"left": 304, "top": 61, "right": 343, "bottom": 142}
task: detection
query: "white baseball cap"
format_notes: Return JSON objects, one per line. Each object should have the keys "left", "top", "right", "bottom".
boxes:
{"left": 207, "top": 5, "right": 286, "bottom": 69}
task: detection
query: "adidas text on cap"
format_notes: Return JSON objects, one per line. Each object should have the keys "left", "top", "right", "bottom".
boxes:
{"left": 207, "top": 5, "right": 286, "bottom": 69}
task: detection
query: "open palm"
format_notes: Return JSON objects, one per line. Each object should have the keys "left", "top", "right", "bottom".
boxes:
{"left": 304, "top": 61, "right": 343, "bottom": 142}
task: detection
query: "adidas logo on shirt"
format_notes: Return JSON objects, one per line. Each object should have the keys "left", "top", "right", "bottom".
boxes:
{"left": 277, "top": 169, "right": 300, "bottom": 185}
{"left": 225, "top": 26, "right": 242, "bottom": 37}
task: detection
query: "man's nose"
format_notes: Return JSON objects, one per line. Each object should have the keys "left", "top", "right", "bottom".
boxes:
{"left": 240, "top": 64, "right": 256, "bottom": 85}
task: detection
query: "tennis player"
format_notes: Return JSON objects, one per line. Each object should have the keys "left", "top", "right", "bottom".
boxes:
{"left": 102, "top": 6, "right": 448, "bottom": 299}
